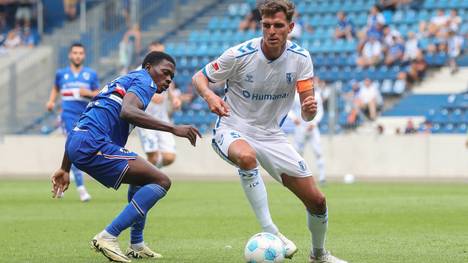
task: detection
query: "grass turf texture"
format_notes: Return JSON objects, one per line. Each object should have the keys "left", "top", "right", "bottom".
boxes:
{"left": 0, "top": 180, "right": 467, "bottom": 263}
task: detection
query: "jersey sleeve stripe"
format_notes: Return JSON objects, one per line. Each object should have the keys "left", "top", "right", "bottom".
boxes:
{"left": 202, "top": 67, "right": 215, "bottom": 83}
{"left": 287, "top": 48, "right": 307, "bottom": 58}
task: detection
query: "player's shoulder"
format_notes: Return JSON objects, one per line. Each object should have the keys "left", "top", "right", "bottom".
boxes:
{"left": 55, "top": 67, "right": 69, "bottom": 76}
{"left": 82, "top": 66, "right": 98, "bottom": 75}
{"left": 227, "top": 37, "right": 261, "bottom": 59}
{"left": 286, "top": 40, "right": 311, "bottom": 60}
{"left": 129, "top": 69, "right": 155, "bottom": 87}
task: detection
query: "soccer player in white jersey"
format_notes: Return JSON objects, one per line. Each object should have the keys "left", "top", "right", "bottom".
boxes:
{"left": 289, "top": 76, "right": 326, "bottom": 184}
{"left": 136, "top": 42, "right": 181, "bottom": 168}
{"left": 192, "top": 1, "right": 347, "bottom": 262}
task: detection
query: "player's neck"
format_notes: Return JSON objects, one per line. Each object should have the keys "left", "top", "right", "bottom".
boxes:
{"left": 70, "top": 64, "right": 83, "bottom": 73}
{"left": 261, "top": 40, "right": 286, "bottom": 61}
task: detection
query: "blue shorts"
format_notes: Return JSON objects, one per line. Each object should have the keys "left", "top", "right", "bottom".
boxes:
{"left": 66, "top": 129, "right": 137, "bottom": 190}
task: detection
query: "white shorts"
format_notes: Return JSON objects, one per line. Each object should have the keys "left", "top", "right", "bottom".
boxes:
{"left": 137, "top": 127, "right": 176, "bottom": 154}
{"left": 212, "top": 125, "right": 312, "bottom": 183}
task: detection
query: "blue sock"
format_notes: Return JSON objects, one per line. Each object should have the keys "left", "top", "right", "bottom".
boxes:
{"left": 106, "top": 184, "right": 166, "bottom": 237}
{"left": 71, "top": 164, "right": 84, "bottom": 187}
{"left": 128, "top": 185, "right": 146, "bottom": 244}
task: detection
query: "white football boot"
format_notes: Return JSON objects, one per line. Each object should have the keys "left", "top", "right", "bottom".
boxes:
{"left": 91, "top": 234, "right": 131, "bottom": 263}
{"left": 309, "top": 250, "right": 348, "bottom": 263}
{"left": 276, "top": 232, "right": 298, "bottom": 259}
{"left": 126, "top": 243, "right": 162, "bottom": 259}
{"left": 77, "top": 186, "right": 91, "bottom": 202}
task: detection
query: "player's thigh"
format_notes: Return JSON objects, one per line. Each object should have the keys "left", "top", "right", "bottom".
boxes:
{"left": 310, "top": 127, "right": 323, "bottom": 156}
{"left": 254, "top": 136, "right": 312, "bottom": 183}
{"left": 122, "top": 156, "right": 171, "bottom": 190}
{"left": 156, "top": 131, "right": 177, "bottom": 164}
{"left": 212, "top": 127, "right": 256, "bottom": 168}
{"left": 293, "top": 125, "right": 307, "bottom": 149}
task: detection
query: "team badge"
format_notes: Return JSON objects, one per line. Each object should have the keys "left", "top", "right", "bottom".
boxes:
{"left": 286, "top": 72, "right": 294, "bottom": 84}
{"left": 83, "top": 72, "right": 90, "bottom": 80}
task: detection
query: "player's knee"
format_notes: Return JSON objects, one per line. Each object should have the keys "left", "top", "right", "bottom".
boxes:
{"left": 312, "top": 193, "right": 327, "bottom": 211}
{"left": 237, "top": 151, "right": 257, "bottom": 170}
{"left": 163, "top": 153, "right": 176, "bottom": 166}
{"left": 157, "top": 176, "right": 172, "bottom": 191}
{"left": 147, "top": 154, "right": 158, "bottom": 166}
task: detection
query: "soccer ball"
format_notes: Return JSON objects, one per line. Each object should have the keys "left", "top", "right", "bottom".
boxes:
{"left": 244, "top": 232, "right": 285, "bottom": 263}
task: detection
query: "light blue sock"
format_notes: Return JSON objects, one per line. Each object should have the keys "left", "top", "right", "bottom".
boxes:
{"left": 106, "top": 184, "right": 166, "bottom": 237}
{"left": 128, "top": 185, "right": 146, "bottom": 244}
{"left": 71, "top": 164, "right": 84, "bottom": 187}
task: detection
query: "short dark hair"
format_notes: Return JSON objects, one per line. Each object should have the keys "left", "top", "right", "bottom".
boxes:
{"left": 141, "top": 51, "right": 176, "bottom": 68}
{"left": 258, "top": 0, "right": 295, "bottom": 22}
{"left": 69, "top": 42, "right": 85, "bottom": 51}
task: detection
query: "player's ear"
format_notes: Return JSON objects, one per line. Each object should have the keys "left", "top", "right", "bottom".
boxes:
{"left": 288, "top": 21, "right": 294, "bottom": 34}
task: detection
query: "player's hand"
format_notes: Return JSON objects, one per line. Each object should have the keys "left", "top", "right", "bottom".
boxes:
{"left": 79, "top": 87, "right": 92, "bottom": 98}
{"left": 46, "top": 101, "right": 55, "bottom": 111}
{"left": 173, "top": 125, "right": 202, "bottom": 146}
{"left": 301, "top": 96, "right": 317, "bottom": 119}
{"left": 51, "top": 168, "right": 70, "bottom": 198}
{"left": 206, "top": 94, "right": 230, "bottom": 117}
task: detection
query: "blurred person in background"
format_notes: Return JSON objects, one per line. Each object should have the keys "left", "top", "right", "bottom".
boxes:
{"left": 447, "top": 30, "right": 464, "bottom": 74}
{"left": 136, "top": 41, "right": 182, "bottom": 169}
{"left": 119, "top": 23, "right": 142, "bottom": 74}
{"left": 335, "top": 11, "right": 355, "bottom": 40}
{"left": 63, "top": 0, "right": 78, "bottom": 20}
{"left": 290, "top": 76, "right": 327, "bottom": 184}
{"left": 46, "top": 43, "right": 99, "bottom": 202}
{"left": 356, "top": 78, "right": 383, "bottom": 121}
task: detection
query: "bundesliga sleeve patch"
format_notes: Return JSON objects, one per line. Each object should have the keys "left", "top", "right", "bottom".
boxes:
{"left": 211, "top": 62, "right": 219, "bottom": 71}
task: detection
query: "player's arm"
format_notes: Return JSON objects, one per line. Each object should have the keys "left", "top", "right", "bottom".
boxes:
{"left": 167, "top": 83, "right": 181, "bottom": 110}
{"left": 192, "top": 49, "right": 236, "bottom": 117}
{"left": 79, "top": 88, "right": 100, "bottom": 99}
{"left": 120, "top": 92, "right": 201, "bottom": 146}
{"left": 192, "top": 71, "right": 230, "bottom": 117}
{"left": 51, "top": 151, "right": 71, "bottom": 198}
{"left": 297, "top": 79, "right": 317, "bottom": 122}
{"left": 46, "top": 85, "right": 59, "bottom": 111}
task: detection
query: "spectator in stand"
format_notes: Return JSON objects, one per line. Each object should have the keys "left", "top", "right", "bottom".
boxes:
{"left": 0, "top": 2, "right": 6, "bottom": 31}
{"left": 356, "top": 34, "right": 383, "bottom": 67}
{"left": 393, "top": 71, "right": 407, "bottom": 93}
{"left": 356, "top": 78, "right": 383, "bottom": 121}
{"left": 335, "top": 11, "right": 355, "bottom": 40}
{"left": 447, "top": 9, "right": 462, "bottom": 33}
{"left": 407, "top": 50, "right": 427, "bottom": 83}
{"left": 344, "top": 80, "right": 361, "bottom": 125}
{"left": 428, "top": 9, "right": 448, "bottom": 37}
{"left": 288, "top": 11, "right": 313, "bottom": 41}
{"left": 15, "top": 0, "right": 35, "bottom": 27}
{"left": 365, "top": 5, "right": 386, "bottom": 37}
{"left": 382, "top": 25, "right": 401, "bottom": 48}
{"left": 118, "top": 23, "right": 141, "bottom": 74}
{"left": 21, "top": 26, "right": 34, "bottom": 47}
{"left": 419, "top": 120, "right": 432, "bottom": 134}
{"left": 239, "top": 5, "right": 261, "bottom": 31}
{"left": 384, "top": 35, "right": 405, "bottom": 66}
{"left": 404, "top": 119, "right": 417, "bottom": 134}
{"left": 3, "top": 27, "right": 21, "bottom": 48}
{"left": 447, "top": 30, "right": 464, "bottom": 74}
{"left": 63, "top": 0, "right": 78, "bottom": 21}
{"left": 404, "top": 31, "right": 420, "bottom": 62}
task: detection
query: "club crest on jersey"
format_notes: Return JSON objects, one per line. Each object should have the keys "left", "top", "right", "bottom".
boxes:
{"left": 286, "top": 72, "right": 295, "bottom": 84}
{"left": 83, "top": 72, "right": 90, "bottom": 80}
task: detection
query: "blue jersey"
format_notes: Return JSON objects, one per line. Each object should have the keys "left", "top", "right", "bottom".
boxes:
{"left": 55, "top": 66, "right": 99, "bottom": 117}
{"left": 76, "top": 69, "right": 158, "bottom": 147}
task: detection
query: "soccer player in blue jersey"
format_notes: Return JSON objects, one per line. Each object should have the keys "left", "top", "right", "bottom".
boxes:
{"left": 46, "top": 43, "right": 99, "bottom": 202}
{"left": 51, "top": 51, "right": 201, "bottom": 263}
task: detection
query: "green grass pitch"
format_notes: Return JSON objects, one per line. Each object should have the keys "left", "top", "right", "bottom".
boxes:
{"left": 1, "top": 179, "right": 467, "bottom": 263}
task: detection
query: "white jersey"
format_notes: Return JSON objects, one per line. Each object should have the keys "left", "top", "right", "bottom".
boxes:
{"left": 289, "top": 89, "right": 324, "bottom": 126}
{"left": 203, "top": 37, "right": 314, "bottom": 135}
